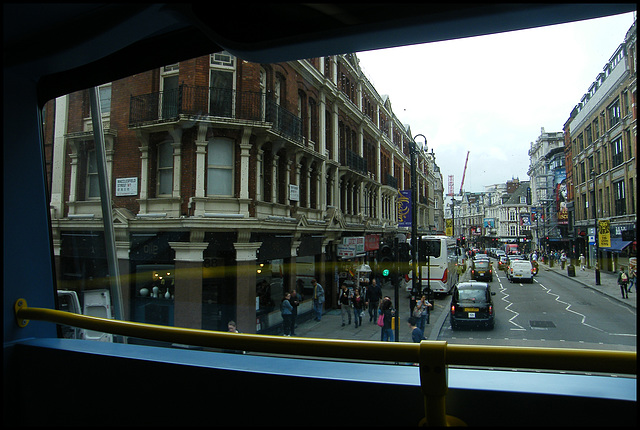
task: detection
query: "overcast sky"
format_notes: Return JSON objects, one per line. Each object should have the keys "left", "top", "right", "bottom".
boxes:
{"left": 355, "top": 11, "right": 636, "bottom": 194}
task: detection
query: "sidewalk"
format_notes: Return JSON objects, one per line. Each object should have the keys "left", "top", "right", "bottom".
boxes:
{"left": 293, "top": 280, "right": 450, "bottom": 343}
{"left": 541, "top": 262, "right": 636, "bottom": 309}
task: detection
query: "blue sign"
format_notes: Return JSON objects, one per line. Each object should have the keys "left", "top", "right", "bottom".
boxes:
{"left": 397, "top": 190, "right": 411, "bottom": 227}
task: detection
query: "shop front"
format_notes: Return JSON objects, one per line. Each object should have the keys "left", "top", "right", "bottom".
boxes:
{"left": 129, "top": 231, "right": 188, "bottom": 332}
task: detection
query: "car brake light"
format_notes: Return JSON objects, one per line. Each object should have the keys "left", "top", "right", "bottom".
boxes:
{"left": 489, "top": 305, "right": 493, "bottom": 315}
{"left": 442, "top": 268, "right": 448, "bottom": 283}
{"left": 450, "top": 304, "right": 455, "bottom": 313}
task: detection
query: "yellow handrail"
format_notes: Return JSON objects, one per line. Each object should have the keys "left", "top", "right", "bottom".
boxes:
{"left": 14, "top": 299, "right": 637, "bottom": 426}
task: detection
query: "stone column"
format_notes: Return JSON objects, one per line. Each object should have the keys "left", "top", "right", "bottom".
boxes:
{"left": 234, "top": 242, "right": 261, "bottom": 334}
{"left": 169, "top": 241, "right": 208, "bottom": 329}
{"left": 239, "top": 127, "right": 252, "bottom": 200}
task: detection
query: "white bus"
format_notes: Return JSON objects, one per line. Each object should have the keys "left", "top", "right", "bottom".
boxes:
{"left": 405, "top": 235, "right": 460, "bottom": 295}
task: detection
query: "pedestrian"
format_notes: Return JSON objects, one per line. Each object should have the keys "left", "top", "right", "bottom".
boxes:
{"left": 412, "top": 294, "right": 432, "bottom": 332}
{"left": 579, "top": 253, "right": 586, "bottom": 271}
{"left": 365, "top": 278, "right": 382, "bottom": 323}
{"left": 407, "top": 316, "right": 425, "bottom": 343}
{"left": 379, "top": 296, "right": 395, "bottom": 342}
{"left": 281, "top": 292, "right": 294, "bottom": 335}
{"left": 339, "top": 284, "right": 352, "bottom": 326}
{"left": 224, "top": 321, "right": 246, "bottom": 354}
{"left": 227, "top": 320, "right": 239, "bottom": 333}
{"left": 560, "top": 250, "right": 567, "bottom": 269}
{"left": 289, "top": 288, "right": 302, "bottom": 335}
{"left": 311, "top": 279, "right": 324, "bottom": 321}
{"left": 352, "top": 287, "right": 365, "bottom": 328}
{"left": 617, "top": 267, "right": 629, "bottom": 299}
{"left": 628, "top": 265, "right": 636, "bottom": 294}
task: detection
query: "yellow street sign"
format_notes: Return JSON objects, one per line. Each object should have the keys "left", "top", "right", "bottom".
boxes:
{"left": 598, "top": 220, "right": 610, "bottom": 248}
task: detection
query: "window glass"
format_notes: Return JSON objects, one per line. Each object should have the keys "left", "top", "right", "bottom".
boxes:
{"left": 207, "top": 138, "right": 233, "bottom": 196}
{"left": 43, "top": 11, "right": 636, "bottom": 367}
{"left": 157, "top": 141, "right": 173, "bottom": 196}
{"left": 86, "top": 149, "right": 99, "bottom": 198}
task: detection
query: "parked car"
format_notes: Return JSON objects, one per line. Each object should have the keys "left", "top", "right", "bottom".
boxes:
{"left": 508, "top": 260, "right": 534, "bottom": 283}
{"left": 471, "top": 259, "right": 493, "bottom": 282}
{"left": 450, "top": 281, "right": 496, "bottom": 330}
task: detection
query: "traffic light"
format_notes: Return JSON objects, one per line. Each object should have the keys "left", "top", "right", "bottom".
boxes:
{"left": 397, "top": 242, "right": 412, "bottom": 277}
{"left": 378, "top": 243, "right": 394, "bottom": 262}
{"left": 378, "top": 243, "right": 394, "bottom": 280}
{"left": 397, "top": 242, "right": 411, "bottom": 262}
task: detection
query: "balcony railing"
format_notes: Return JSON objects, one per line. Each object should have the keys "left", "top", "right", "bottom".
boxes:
{"left": 130, "top": 86, "right": 302, "bottom": 143}
{"left": 385, "top": 173, "right": 398, "bottom": 189}
{"left": 346, "top": 149, "right": 367, "bottom": 175}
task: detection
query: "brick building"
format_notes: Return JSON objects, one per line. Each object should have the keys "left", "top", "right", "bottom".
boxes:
{"left": 42, "top": 52, "right": 443, "bottom": 336}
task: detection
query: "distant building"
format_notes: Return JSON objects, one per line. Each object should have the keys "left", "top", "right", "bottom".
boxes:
{"left": 527, "top": 127, "right": 566, "bottom": 250}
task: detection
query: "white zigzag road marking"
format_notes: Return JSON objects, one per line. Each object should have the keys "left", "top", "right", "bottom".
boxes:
{"left": 498, "top": 278, "right": 525, "bottom": 330}
{"left": 534, "top": 279, "right": 605, "bottom": 333}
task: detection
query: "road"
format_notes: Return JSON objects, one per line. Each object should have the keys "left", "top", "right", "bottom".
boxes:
{"left": 293, "top": 257, "right": 636, "bottom": 352}
{"left": 437, "top": 260, "right": 637, "bottom": 352}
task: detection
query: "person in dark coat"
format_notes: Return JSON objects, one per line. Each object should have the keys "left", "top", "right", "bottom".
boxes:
{"left": 366, "top": 278, "right": 382, "bottom": 323}
{"left": 407, "top": 316, "right": 425, "bottom": 343}
{"left": 289, "top": 288, "right": 302, "bottom": 335}
{"left": 379, "top": 296, "right": 395, "bottom": 342}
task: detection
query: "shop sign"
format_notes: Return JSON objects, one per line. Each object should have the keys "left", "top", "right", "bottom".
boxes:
{"left": 364, "top": 234, "right": 380, "bottom": 251}
{"left": 343, "top": 236, "right": 365, "bottom": 254}
{"left": 598, "top": 220, "right": 611, "bottom": 248}
{"left": 337, "top": 244, "right": 356, "bottom": 258}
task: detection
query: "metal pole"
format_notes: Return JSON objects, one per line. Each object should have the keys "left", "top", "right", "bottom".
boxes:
{"left": 89, "top": 88, "right": 125, "bottom": 324}
{"left": 591, "top": 170, "right": 600, "bottom": 285}
{"left": 394, "top": 236, "right": 399, "bottom": 342}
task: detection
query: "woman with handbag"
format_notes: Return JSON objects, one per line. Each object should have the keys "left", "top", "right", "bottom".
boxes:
{"left": 379, "top": 296, "right": 395, "bottom": 342}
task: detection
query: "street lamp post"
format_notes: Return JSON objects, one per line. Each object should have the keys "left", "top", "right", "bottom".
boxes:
{"left": 411, "top": 134, "right": 427, "bottom": 298}
{"left": 591, "top": 169, "right": 601, "bottom": 285}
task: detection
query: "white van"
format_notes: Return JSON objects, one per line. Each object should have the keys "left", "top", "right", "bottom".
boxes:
{"left": 57, "top": 290, "right": 82, "bottom": 339}
{"left": 508, "top": 260, "right": 534, "bottom": 283}
{"left": 81, "top": 289, "right": 114, "bottom": 342}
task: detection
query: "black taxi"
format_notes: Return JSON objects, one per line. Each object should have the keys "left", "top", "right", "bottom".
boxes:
{"left": 450, "top": 281, "right": 496, "bottom": 330}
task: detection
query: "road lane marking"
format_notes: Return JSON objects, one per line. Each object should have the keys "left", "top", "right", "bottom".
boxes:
{"left": 533, "top": 279, "right": 605, "bottom": 333}
{"left": 497, "top": 278, "right": 526, "bottom": 330}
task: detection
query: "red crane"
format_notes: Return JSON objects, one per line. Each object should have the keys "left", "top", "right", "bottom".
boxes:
{"left": 459, "top": 151, "right": 470, "bottom": 195}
